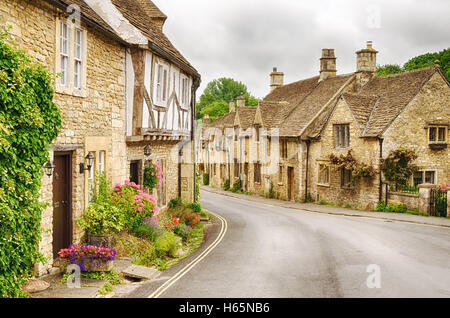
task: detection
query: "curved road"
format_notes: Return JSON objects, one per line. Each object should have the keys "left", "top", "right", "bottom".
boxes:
{"left": 154, "top": 190, "right": 450, "bottom": 298}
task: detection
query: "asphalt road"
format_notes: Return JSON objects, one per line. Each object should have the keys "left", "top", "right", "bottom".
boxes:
{"left": 154, "top": 190, "right": 450, "bottom": 298}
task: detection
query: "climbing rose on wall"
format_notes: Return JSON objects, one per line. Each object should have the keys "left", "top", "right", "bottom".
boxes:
{"left": 143, "top": 161, "right": 164, "bottom": 190}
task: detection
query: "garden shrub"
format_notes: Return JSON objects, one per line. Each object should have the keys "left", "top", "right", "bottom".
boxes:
{"left": 153, "top": 231, "right": 179, "bottom": 258}
{"left": 133, "top": 224, "right": 160, "bottom": 242}
{"left": 173, "top": 223, "right": 192, "bottom": 240}
{"left": 77, "top": 201, "right": 124, "bottom": 236}
{"left": 169, "top": 205, "right": 201, "bottom": 228}
{"left": 223, "top": 178, "right": 230, "bottom": 191}
{"left": 203, "top": 172, "right": 209, "bottom": 185}
{"left": 168, "top": 197, "right": 183, "bottom": 209}
{"left": 111, "top": 180, "right": 157, "bottom": 231}
{"left": 77, "top": 173, "right": 125, "bottom": 236}
{"left": 186, "top": 202, "right": 202, "bottom": 214}
{"left": 376, "top": 201, "right": 408, "bottom": 213}
{"left": 231, "top": 179, "right": 242, "bottom": 193}
{"left": 0, "top": 27, "right": 62, "bottom": 297}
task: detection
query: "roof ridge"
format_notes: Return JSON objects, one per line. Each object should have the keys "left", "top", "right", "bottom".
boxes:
{"left": 375, "top": 65, "right": 437, "bottom": 79}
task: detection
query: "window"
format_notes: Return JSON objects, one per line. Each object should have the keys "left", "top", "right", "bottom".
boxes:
{"left": 60, "top": 21, "right": 70, "bottom": 86}
{"left": 181, "top": 75, "right": 189, "bottom": 107}
{"left": 318, "top": 164, "right": 330, "bottom": 185}
{"left": 429, "top": 126, "right": 447, "bottom": 142}
{"left": 98, "top": 151, "right": 105, "bottom": 174}
{"left": 155, "top": 63, "right": 169, "bottom": 106}
{"left": 74, "top": 28, "right": 83, "bottom": 89}
{"left": 234, "top": 158, "right": 239, "bottom": 178}
{"left": 334, "top": 124, "right": 350, "bottom": 148}
{"left": 413, "top": 170, "right": 436, "bottom": 186}
{"left": 254, "top": 162, "right": 261, "bottom": 183}
{"left": 341, "top": 167, "right": 354, "bottom": 188}
{"left": 280, "top": 139, "right": 288, "bottom": 159}
{"left": 278, "top": 165, "right": 283, "bottom": 183}
{"left": 234, "top": 129, "right": 239, "bottom": 141}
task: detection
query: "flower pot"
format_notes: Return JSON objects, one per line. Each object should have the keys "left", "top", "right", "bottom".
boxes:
{"left": 87, "top": 234, "right": 114, "bottom": 247}
{"left": 59, "top": 258, "right": 114, "bottom": 272}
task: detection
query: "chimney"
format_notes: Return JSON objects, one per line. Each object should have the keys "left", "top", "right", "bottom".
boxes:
{"left": 236, "top": 95, "right": 245, "bottom": 108}
{"left": 356, "top": 41, "right": 378, "bottom": 73}
{"left": 319, "top": 49, "right": 337, "bottom": 81}
{"left": 203, "top": 114, "right": 210, "bottom": 125}
{"left": 270, "top": 67, "right": 284, "bottom": 92}
{"left": 355, "top": 41, "right": 378, "bottom": 89}
{"left": 229, "top": 99, "right": 235, "bottom": 113}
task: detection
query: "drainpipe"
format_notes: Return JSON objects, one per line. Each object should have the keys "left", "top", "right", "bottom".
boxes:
{"left": 378, "top": 137, "right": 384, "bottom": 202}
{"left": 304, "top": 139, "right": 311, "bottom": 202}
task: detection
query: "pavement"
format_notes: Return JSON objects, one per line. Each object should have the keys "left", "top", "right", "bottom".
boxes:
{"left": 201, "top": 185, "right": 450, "bottom": 228}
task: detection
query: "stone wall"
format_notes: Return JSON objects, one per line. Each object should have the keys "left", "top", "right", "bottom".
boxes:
{"left": 309, "top": 98, "right": 381, "bottom": 210}
{"left": 126, "top": 139, "right": 195, "bottom": 206}
{"left": 383, "top": 72, "right": 450, "bottom": 185}
{"left": 0, "top": 0, "right": 128, "bottom": 275}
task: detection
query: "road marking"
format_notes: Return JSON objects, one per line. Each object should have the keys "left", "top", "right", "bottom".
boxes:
{"left": 148, "top": 210, "right": 228, "bottom": 298}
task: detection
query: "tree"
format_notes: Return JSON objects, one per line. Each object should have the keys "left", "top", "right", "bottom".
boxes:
{"left": 376, "top": 64, "right": 403, "bottom": 76}
{"left": 376, "top": 48, "right": 449, "bottom": 81}
{"left": 196, "top": 78, "right": 259, "bottom": 121}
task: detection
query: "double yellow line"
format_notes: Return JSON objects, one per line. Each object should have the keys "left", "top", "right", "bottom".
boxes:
{"left": 148, "top": 210, "right": 228, "bottom": 298}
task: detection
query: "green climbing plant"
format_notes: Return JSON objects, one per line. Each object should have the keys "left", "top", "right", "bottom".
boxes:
{"left": 0, "top": 26, "right": 62, "bottom": 297}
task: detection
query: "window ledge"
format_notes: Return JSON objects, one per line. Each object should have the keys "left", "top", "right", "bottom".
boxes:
{"left": 277, "top": 182, "right": 284, "bottom": 186}
{"left": 317, "top": 183, "right": 330, "bottom": 188}
{"left": 429, "top": 142, "right": 447, "bottom": 149}
{"left": 56, "top": 86, "right": 87, "bottom": 98}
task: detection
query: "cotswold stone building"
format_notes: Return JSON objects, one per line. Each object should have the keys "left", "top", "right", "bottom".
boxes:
{"left": 201, "top": 42, "right": 449, "bottom": 211}
{"left": 0, "top": 0, "right": 199, "bottom": 275}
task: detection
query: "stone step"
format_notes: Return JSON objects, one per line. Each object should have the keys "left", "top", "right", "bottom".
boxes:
{"left": 121, "top": 264, "right": 160, "bottom": 281}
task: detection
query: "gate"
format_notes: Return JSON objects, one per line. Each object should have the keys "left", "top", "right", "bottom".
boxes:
{"left": 430, "top": 188, "right": 447, "bottom": 217}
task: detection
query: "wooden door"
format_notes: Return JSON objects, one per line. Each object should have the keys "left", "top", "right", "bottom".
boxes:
{"left": 287, "top": 167, "right": 294, "bottom": 201}
{"left": 53, "top": 153, "right": 72, "bottom": 259}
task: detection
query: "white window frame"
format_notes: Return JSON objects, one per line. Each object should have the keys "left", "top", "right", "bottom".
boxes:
{"left": 73, "top": 28, "right": 84, "bottom": 90}
{"left": 60, "top": 20, "right": 70, "bottom": 87}
{"left": 180, "top": 74, "right": 190, "bottom": 108}
{"left": 154, "top": 62, "right": 169, "bottom": 107}
{"left": 98, "top": 151, "right": 105, "bottom": 174}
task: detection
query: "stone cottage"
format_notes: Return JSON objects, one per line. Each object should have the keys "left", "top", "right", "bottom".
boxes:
{"left": 0, "top": 0, "right": 199, "bottom": 275}
{"left": 202, "top": 42, "right": 449, "bottom": 211}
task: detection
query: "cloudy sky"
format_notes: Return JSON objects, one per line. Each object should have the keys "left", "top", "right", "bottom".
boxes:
{"left": 152, "top": 0, "right": 450, "bottom": 99}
